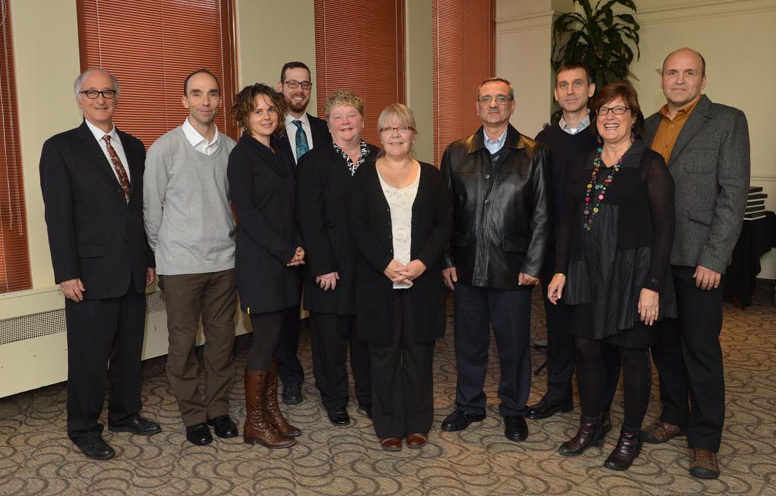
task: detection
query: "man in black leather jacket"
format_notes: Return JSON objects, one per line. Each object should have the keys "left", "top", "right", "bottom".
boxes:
{"left": 439, "top": 77, "right": 551, "bottom": 442}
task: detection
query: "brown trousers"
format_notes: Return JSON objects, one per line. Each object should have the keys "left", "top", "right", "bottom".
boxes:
{"left": 160, "top": 269, "right": 238, "bottom": 426}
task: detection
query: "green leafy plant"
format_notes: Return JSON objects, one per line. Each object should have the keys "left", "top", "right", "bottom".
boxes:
{"left": 552, "top": 0, "right": 641, "bottom": 90}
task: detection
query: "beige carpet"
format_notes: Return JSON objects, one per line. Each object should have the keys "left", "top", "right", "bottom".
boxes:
{"left": 1, "top": 291, "right": 775, "bottom": 496}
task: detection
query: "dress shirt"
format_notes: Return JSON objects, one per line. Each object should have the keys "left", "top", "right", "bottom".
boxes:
{"left": 284, "top": 113, "right": 314, "bottom": 163}
{"left": 651, "top": 96, "right": 703, "bottom": 165}
{"left": 483, "top": 128, "right": 508, "bottom": 155}
{"left": 558, "top": 113, "right": 591, "bottom": 135}
{"left": 85, "top": 118, "right": 130, "bottom": 181}
{"left": 182, "top": 117, "right": 220, "bottom": 156}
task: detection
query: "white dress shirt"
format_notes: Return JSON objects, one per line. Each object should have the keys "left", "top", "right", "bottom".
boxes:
{"left": 85, "top": 118, "right": 130, "bottom": 181}
{"left": 182, "top": 117, "right": 220, "bottom": 156}
{"left": 284, "top": 113, "right": 315, "bottom": 163}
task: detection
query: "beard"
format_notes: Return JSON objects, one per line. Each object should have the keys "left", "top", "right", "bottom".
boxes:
{"left": 286, "top": 98, "right": 309, "bottom": 114}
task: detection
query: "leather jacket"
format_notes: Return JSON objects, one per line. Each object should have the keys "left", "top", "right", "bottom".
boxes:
{"left": 441, "top": 125, "right": 551, "bottom": 289}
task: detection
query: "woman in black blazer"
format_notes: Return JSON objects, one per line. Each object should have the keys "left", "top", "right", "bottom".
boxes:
{"left": 296, "top": 91, "right": 378, "bottom": 426}
{"left": 228, "top": 83, "right": 304, "bottom": 449}
{"left": 349, "top": 104, "right": 453, "bottom": 451}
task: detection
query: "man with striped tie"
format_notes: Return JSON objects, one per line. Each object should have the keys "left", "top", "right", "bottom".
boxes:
{"left": 275, "top": 61, "right": 331, "bottom": 405}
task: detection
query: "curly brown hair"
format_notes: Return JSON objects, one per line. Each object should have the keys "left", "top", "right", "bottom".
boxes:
{"left": 231, "top": 83, "right": 287, "bottom": 137}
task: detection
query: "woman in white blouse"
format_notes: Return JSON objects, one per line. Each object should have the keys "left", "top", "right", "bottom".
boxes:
{"left": 349, "top": 104, "right": 453, "bottom": 452}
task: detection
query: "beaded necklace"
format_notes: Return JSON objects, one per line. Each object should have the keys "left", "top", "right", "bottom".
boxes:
{"left": 583, "top": 147, "right": 623, "bottom": 231}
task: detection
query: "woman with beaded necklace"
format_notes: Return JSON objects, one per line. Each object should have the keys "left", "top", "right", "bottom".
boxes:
{"left": 547, "top": 81, "right": 676, "bottom": 470}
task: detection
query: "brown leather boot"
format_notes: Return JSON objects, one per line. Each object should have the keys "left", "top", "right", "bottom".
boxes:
{"left": 243, "top": 369, "right": 295, "bottom": 448}
{"left": 604, "top": 428, "right": 642, "bottom": 471}
{"left": 558, "top": 414, "right": 606, "bottom": 456}
{"left": 264, "top": 359, "right": 302, "bottom": 437}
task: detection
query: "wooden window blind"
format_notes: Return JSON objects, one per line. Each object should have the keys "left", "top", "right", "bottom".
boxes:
{"left": 0, "top": 0, "right": 32, "bottom": 294}
{"left": 433, "top": 0, "right": 495, "bottom": 165}
{"left": 314, "top": 0, "right": 406, "bottom": 146}
{"left": 76, "top": 0, "right": 238, "bottom": 147}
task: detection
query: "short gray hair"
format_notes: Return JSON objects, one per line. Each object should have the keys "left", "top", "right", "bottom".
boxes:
{"left": 74, "top": 68, "right": 120, "bottom": 98}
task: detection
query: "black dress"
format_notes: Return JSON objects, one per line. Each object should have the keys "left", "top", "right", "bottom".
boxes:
{"left": 227, "top": 132, "right": 301, "bottom": 315}
{"left": 556, "top": 140, "right": 676, "bottom": 348}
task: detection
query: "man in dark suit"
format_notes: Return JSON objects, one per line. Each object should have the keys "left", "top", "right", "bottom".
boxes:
{"left": 273, "top": 61, "right": 331, "bottom": 405}
{"left": 40, "top": 69, "right": 161, "bottom": 460}
{"left": 641, "top": 48, "right": 750, "bottom": 479}
{"left": 439, "top": 77, "right": 551, "bottom": 442}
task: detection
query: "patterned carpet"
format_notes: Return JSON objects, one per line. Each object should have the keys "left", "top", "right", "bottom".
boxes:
{"left": 1, "top": 290, "right": 775, "bottom": 496}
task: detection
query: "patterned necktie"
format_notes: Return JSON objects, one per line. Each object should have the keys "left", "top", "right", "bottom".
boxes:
{"left": 104, "top": 135, "right": 131, "bottom": 203}
{"left": 293, "top": 120, "right": 310, "bottom": 161}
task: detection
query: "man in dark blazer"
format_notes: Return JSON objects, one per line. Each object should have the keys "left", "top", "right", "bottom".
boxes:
{"left": 40, "top": 69, "right": 160, "bottom": 460}
{"left": 273, "top": 61, "right": 331, "bottom": 405}
{"left": 641, "top": 48, "right": 750, "bottom": 480}
{"left": 439, "top": 77, "right": 551, "bottom": 442}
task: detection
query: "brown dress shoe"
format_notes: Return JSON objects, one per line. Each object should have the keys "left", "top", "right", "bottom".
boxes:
{"left": 641, "top": 420, "right": 686, "bottom": 444}
{"left": 380, "top": 437, "right": 402, "bottom": 452}
{"left": 690, "top": 449, "right": 720, "bottom": 479}
{"left": 406, "top": 433, "right": 427, "bottom": 449}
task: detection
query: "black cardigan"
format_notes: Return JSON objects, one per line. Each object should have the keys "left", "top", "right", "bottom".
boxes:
{"left": 227, "top": 132, "right": 302, "bottom": 314}
{"left": 296, "top": 142, "right": 380, "bottom": 315}
{"left": 348, "top": 161, "right": 453, "bottom": 344}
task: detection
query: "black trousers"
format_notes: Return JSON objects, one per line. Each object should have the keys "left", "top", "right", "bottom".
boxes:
{"left": 277, "top": 303, "right": 305, "bottom": 386}
{"left": 453, "top": 283, "right": 532, "bottom": 416}
{"left": 65, "top": 284, "right": 146, "bottom": 442}
{"left": 651, "top": 265, "right": 725, "bottom": 452}
{"left": 369, "top": 291, "right": 435, "bottom": 438}
{"left": 309, "top": 313, "right": 371, "bottom": 411}
{"left": 540, "top": 275, "right": 621, "bottom": 410}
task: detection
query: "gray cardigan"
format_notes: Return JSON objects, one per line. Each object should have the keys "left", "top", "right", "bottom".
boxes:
{"left": 642, "top": 95, "right": 750, "bottom": 274}
{"left": 143, "top": 126, "right": 237, "bottom": 275}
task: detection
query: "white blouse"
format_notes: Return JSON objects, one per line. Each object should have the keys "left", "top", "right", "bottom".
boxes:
{"left": 376, "top": 166, "right": 420, "bottom": 289}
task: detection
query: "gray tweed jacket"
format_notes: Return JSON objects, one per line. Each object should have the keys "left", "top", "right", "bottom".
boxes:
{"left": 642, "top": 95, "right": 750, "bottom": 274}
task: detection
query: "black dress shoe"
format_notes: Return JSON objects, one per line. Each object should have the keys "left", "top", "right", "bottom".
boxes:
{"left": 440, "top": 410, "right": 485, "bottom": 432}
{"left": 504, "top": 415, "right": 528, "bottom": 441}
{"left": 207, "top": 415, "right": 238, "bottom": 438}
{"left": 327, "top": 408, "right": 351, "bottom": 426}
{"left": 108, "top": 415, "right": 161, "bottom": 436}
{"left": 282, "top": 383, "right": 303, "bottom": 405}
{"left": 74, "top": 436, "right": 115, "bottom": 460}
{"left": 526, "top": 396, "right": 573, "bottom": 420}
{"left": 186, "top": 422, "right": 213, "bottom": 446}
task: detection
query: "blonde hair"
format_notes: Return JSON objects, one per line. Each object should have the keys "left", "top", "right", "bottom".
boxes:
{"left": 325, "top": 90, "right": 364, "bottom": 118}
{"left": 376, "top": 103, "right": 417, "bottom": 158}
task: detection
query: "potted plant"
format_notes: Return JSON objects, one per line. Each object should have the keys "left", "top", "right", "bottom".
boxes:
{"left": 551, "top": 0, "right": 641, "bottom": 112}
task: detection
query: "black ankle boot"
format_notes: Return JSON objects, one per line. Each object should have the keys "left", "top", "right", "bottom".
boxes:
{"left": 558, "top": 414, "right": 605, "bottom": 456}
{"left": 604, "top": 428, "right": 642, "bottom": 471}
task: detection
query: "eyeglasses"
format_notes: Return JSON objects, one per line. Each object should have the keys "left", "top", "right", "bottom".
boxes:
{"left": 379, "top": 125, "right": 415, "bottom": 134}
{"left": 478, "top": 95, "right": 512, "bottom": 105}
{"left": 596, "top": 106, "right": 630, "bottom": 115}
{"left": 80, "top": 89, "right": 117, "bottom": 99}
{"left": 283, "top": 80, "right": 313, "bottom": 90}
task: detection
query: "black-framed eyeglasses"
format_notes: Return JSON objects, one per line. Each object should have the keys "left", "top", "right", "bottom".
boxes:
{"left": 283, "top": 80, "right": 313, "bottom": 90}
{"left": 478, "top": 95, "right": 512, "bottom": 105}
{"left": 80, "top": 89, "right": 117, "bottom": 99}
{"left": 596, "top": 106, "right": 629, "bottom": 115}
{"left": 379, "top": 125, "right": 415, "bottom": 134}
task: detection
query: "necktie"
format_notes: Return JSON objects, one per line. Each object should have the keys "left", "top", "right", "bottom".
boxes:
{"left": 293, "top": 120, "right": 310, "bottom": 161}
{"left": 104, "top": 135, "right": 131, "bottom": 203}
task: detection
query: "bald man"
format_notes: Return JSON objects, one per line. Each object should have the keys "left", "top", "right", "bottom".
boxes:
{"left": 641, "top": 48, "right": 750, "bottom": 479}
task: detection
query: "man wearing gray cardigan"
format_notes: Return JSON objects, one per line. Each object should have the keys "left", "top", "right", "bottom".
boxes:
{"left": 144, "top": 69, "right": 238, "bottom": 446}
{"left": 641, "top": 48, "right": 750, "bottom": 480}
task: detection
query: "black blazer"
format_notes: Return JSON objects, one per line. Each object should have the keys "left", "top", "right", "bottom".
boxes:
{"left": 296, "top": 142, "right": 380, "bottom": 315}
{"left": 349, "top": 161, "right": 453, "bottom": 344}
{"left": 39, "top": 121, "right": 150, "bottom": 299}
{"left": 276, "top": 113, "right": 332, "bottom": 163}
{"left": 228, "top": 132, "right": 302, "bottom": 314}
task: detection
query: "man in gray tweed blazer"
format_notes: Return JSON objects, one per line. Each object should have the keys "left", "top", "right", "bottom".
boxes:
{"left": 640, "top": 48, "right": 750, "bottom": 480}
